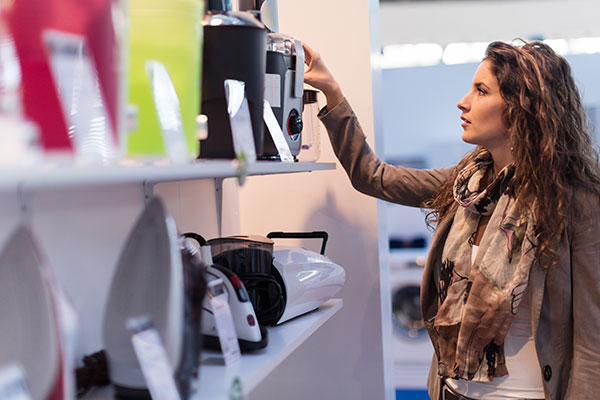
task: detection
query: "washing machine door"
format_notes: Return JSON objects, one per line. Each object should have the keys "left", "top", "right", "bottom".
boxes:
{"left": 392, "top": 283, "right": 427, "bottom": 340}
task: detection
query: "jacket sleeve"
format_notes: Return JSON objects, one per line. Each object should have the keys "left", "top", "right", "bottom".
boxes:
{"left": 566, "top": 189, "right": 600, "bottom": 397}
{"left": 318, "top": 98, "right": 455, "bottom": 208}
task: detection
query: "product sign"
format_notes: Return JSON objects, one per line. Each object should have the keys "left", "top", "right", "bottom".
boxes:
{"left": 0, "top": 364, "right": 32, "bottom": 400}
{"left": 127, "top": 316, "right": 181, "bottom": 400}
{"left": 146, "top": 60, "right": 188, "bottom": 164}
{"left": 207, "top": 279, "right": 241, "bottom": 365}
{"left": 263, "top": 99, "right": 294, "bottom": 162}
{"left": 224, "top": 79, "right": 257, "bottom": 163}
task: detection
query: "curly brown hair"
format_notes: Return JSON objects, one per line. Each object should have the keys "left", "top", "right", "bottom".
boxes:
{"left": 425, "top": 40, "right": 600, "bottom": 264}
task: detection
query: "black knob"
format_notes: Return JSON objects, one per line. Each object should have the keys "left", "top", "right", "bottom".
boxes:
{"left": 287, "top": 109, "right": 303, "bottom": 136}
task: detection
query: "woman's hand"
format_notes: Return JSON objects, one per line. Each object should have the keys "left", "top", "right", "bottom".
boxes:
{"left": 303, "top": 42, "right": 344, "bottom": 110}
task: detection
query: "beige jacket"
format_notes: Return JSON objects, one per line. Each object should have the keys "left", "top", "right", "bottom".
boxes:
{"left": 319, "top": 99, "right": 600, "bottom": 400}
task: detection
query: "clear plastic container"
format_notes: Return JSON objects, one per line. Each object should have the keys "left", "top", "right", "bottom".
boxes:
{"left": 298, "top": 89, "right": 321, "bottom": 162}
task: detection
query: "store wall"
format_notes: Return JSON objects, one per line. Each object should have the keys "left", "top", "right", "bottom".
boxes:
{"left": 380, "top": 0, "right": 600, "bottom": 46}
{"left": 238, "top": 1, "right": 391, "bottom": 399}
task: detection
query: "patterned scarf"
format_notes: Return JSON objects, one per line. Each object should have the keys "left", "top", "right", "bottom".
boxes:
{"left": 435, "top": 150, "right": 537, "bottom": 382}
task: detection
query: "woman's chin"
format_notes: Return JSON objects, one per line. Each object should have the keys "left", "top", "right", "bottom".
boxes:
{"left": 461, "top": 134, "right": 477, "bottom": 145}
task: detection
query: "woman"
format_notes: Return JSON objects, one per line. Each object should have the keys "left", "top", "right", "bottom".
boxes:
{"left": 304, "top": 40, "right": 600, "bottom": 400}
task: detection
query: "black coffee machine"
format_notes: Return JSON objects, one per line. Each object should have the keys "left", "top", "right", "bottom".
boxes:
{"left": 234, "top": 0, "right": 305, "bottom": 161}
{"left": 199, "top": 6, "right": 266, "bottom": 159}
{"left": 261, "top": 33, "right": 304, "bottom": 160}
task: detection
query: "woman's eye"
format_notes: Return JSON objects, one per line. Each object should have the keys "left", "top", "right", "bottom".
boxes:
{"left": 477, "top": 88, "right": 487, "bottom": 95}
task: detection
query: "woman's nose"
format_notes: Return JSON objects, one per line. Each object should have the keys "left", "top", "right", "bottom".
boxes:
{"left": 457, "top": 94, "right": 469, "bottom": 112}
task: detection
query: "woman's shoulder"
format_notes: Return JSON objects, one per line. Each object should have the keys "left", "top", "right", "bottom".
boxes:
{"left": 569, "top": 186, "right": 600, "bottom": 222}
{"left": 571, "top": 186, "right": 600, "bottom": 205}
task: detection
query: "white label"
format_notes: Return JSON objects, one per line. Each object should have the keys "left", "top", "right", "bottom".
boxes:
{"left": 127, "top": 316, "right": 182, "bottom": 400}
{"left": 263, "top": 99, "right": 294, "bottom": 162}
{"left": 264, "top": 73, "right": 281, "bottom": 108}
{"left": 43, "top": 29, "right": 117, "bottom": 161}
{"left": 224, "top": 80, "right": 257, "bottom": 162}
{"left": 146, "top": 60, "right": 189, "bottom": 164}
{"left": 0, "top": 365, "right": 32, "bottom": 400}
{"left": 207, "top": 279, "right": 241, "bottom": 365}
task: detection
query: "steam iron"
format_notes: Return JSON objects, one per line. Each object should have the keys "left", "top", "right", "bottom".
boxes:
{"left": 103, "top": 198, "right": 205, "bottom": 399}
{"left": 0, "top": 226, "right": 75, "bottom": 399}
{"left": 183, "top": 233, "right": 268, "bottom": 352}
{"left": 267, "top": 232, "right": 345, "bottom": 325}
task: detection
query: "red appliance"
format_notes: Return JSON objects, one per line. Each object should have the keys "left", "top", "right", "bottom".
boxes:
{"left": 3, "top": 0, "right": 121, "bottom": 151}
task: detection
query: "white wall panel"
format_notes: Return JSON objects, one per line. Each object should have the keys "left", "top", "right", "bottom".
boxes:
{"left": 239, "top": 0, "right": 390, "bottom": 399}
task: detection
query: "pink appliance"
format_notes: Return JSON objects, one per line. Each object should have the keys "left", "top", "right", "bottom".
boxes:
{"left": 4, "top": 0, "right": 121, "bottom": 152}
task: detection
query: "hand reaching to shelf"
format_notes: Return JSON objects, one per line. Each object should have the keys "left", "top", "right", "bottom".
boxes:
{"left": 303, "top": 42, "right": 344, "bottom": 110}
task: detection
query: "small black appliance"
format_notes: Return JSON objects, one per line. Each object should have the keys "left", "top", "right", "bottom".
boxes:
{"left": 199, "top": 11, "right": 266, "bottom": 159}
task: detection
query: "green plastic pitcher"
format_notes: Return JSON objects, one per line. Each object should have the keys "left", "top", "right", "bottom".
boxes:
{"left": 127, "top": 0, "right": 203, "bottom": 158}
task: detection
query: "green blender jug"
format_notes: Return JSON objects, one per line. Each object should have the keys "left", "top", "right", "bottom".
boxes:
{"left": 127, "top": 0, "right": 203, "bottom": 159}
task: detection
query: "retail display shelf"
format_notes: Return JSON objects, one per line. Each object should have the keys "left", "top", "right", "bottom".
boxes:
{"left": 85, "top": 299, "right": 342, "bottom": 400}
{"left": 0, "top": 160, "right": 336, "bottom": 191}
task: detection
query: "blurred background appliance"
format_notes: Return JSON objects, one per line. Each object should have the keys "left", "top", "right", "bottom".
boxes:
{"left": 0, "top": 227, "right": 77, "bottom": 399}
{"left": 103, "top": 198, "right": 205, "bottom": 399}
{"left": 0, "top": 11, "right": 41, "bottom": 167}
{"left": 389, "top": 248, "right": 433, "bottom": 394}
{"left": 126, "top": 0, "right": 204, "bottom": 160}
{"left": 199, "top": 10, "right": 266, "bottom": 159}
{"left": 4, "top": 0, "right": 121, "bottom": 153}
{"left": 232, "top": 0, "right": 278, "bottom": 32}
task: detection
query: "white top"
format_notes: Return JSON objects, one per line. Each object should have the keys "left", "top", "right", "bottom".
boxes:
{"left": 445, "top": 245, "right": 545, "bottom": 399}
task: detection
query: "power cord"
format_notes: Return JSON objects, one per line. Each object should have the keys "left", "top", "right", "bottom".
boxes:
{"left": 237, "top": 272, "right": 285, "bottom": 326}
{"left": 75, "top": 350, "right": 110, "bottom": 397}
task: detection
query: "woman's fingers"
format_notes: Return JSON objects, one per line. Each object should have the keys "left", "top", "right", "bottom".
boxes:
{"left": 302, "top": 42, "right": 316, "bottom": 66}
{"left": 301, "top": 42, "right": 343, "bottom": 108}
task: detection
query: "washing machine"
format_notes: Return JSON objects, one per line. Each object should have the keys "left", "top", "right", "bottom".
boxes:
{"left": 389, "top": 248, "right": 434, "bottom": 391}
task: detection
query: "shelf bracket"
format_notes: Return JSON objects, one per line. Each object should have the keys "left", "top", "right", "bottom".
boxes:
{"left": 214, "top": 178, "right": 224, "bottom": 237}
{"left": 143, "top": 180, "right": 155, "bottom": 205}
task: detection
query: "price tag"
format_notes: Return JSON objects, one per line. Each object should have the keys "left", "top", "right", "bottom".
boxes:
{"left": 263, "top": 99, "right": 294, "bottom": 162}
{"left": 0, "top": 364, "right": 32, "bottom": 400}
{"left": 207, "top": 279, "right": 241, "bottom": 365}
{"left": 127, "top": 316, "right": 182, "bottom": 400}
{"left": 224, "top": 80, "right": 257, "bottom": 162}
{"left": 146, "top": 60, "right": 189, "bottom": 164}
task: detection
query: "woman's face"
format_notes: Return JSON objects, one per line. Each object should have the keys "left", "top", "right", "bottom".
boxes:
{"left": 457, "top": 60, "right": 509, "bottom": 151}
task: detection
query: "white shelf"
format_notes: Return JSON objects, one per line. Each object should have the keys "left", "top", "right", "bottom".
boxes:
{"left": 85, "top": 299, "right": 342, "bottom": 400}
{"left": 195, "top": 299, "right": 342, "bottom": 399}
{"left": 0, "top": 159, "right": 336, "bottom": 190}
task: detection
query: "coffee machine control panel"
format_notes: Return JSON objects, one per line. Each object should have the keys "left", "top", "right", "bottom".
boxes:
{"left": 287, "top": 109, "right": 302, "bottom": 138}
